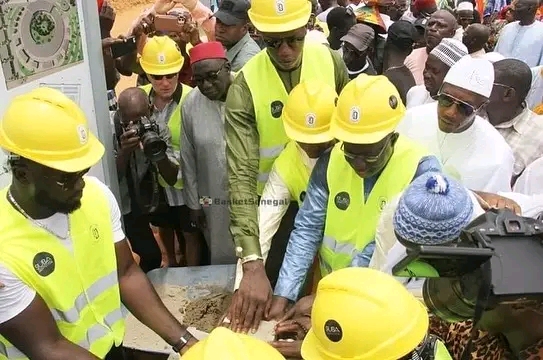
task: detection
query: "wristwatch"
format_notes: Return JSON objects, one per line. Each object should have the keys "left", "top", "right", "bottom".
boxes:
{"left": 172, "top": 331, "right": 193, "bottom": 353}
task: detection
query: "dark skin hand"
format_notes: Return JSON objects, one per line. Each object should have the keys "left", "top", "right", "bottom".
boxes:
{"left": 270, "top": 317, "right": 311, "bottom": 358}
{"left": 115, "top": 239, "right": 197, "bottom": 354}
{"left": 115, "top": 124, "right": 140, "bottom": 175}
{"left": 222, "top": 260, "right": 273, "bottom": 333}
{"left": 0, "top": 296, "right": 101, "bottom": 360}
{"left": 189, "top": 208, "right": 207, "bottom": 229}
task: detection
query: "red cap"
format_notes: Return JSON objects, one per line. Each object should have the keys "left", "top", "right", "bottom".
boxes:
{"left": 189, "top": 42, "right": 227, "bottom": 65}
{"left": 414, "top": 0, "right": 436, "bottom": 11}
{"left": 97, "top": 0, "right": 104, "bottom": 12}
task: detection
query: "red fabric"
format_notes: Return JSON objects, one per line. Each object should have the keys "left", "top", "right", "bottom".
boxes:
{"left": 499, "top": 5, "right": 512, "bottom": 19}
{"left": 97, "top": 0, "right": 104, "bottom": 12}
{"left": 188, "top": 41, "right": 226, "bottom": 65}
{"left": 413, "top": 0, "right": 436, "bottom": 11}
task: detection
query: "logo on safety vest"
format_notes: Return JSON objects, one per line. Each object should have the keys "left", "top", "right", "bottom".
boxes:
{"left": 299, "top": 191, "right": 306, "bottom": 203}
{"left": 90, "top": 225, "right": 100, "bottom": 241}
{"left": 378, "top": 196, "right": 388, "bottom": 211}
{"left": 324, "top": 319, "right": 343, "bottom": 342}
{"left": 275, "top": 0, "right": 286, "bottom": 15}
{"left": 334, "top": 191, "right": 350, "bottom": 210}
{"left": 270, "top": 100, "right": 284, "bottom": 118}
{"left": 33, "top": 252, "right": 55, "bottom": 277}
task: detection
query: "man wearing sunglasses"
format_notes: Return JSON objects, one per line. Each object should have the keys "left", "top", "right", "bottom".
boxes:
{"left": 0, "top": 88, "right": 197, "bottom": 360}
{"left": 138, "top": 36, "right": 204, "bottom": 268}
{"left": 268, "top": 75, "right": 441, "bottom": 319}
{"left": 397, "top": 56, "right": 515, "bottom": 193}
{"left": 224, "top": 0, "right": 349, "bottom": 335}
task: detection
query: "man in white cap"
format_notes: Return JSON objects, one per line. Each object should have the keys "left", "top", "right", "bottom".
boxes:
{"left": 456, "top": 1, "right": 475, "bottom": 29}
{"left": 397, "top": 56, "right": 515, "bottom": 192}
{"left": 406, "top": 38, "right": 468, "bottom": 108}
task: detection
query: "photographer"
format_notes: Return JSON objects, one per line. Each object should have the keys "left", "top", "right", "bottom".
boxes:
{"left": 114, "top": 87, "right": 178, "bottom": 273}
{"left": 389, "top": 172, "right": 543, "bottom": 359}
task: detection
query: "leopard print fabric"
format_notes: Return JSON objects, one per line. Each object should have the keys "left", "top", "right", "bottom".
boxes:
{"left": 428, "top": 316, "right": 543, "bottom": 360}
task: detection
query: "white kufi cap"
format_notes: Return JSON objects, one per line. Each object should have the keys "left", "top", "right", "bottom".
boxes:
{"left": 457, "top": 2, "right": 474, "bottom": 11}
{"left": 443, "top": 56, "right": 494, "bottom": 98}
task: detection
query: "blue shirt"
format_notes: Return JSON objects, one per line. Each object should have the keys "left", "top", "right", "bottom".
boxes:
{"left": 273, "top": 151, "right": 442, "bottom": 301}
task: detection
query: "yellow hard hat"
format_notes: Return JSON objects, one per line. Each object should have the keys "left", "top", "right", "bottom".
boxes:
{"left": 181, "top": 327, "right": 285, "bottom": 360}
{"left": 0, "top": 87, "right": 104, "bottom": 173}
{"left": 330, "top": 74, "right": 405, "bottom": 144}
{"left": 140, "top": 36, "right": 184, "bottom": 75}
{"left": 301, "top": 267, "right": 429, "bottom": 360}
{"left": 282, "top": 80, "right": 337, "bottom": 144}
{"left": 248, "top": 0, "right": 312, "bottom": 33}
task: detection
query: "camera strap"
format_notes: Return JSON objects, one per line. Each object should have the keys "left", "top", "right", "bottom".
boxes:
{"left": 460, "top": 261, "right": 493, "bottom": 360}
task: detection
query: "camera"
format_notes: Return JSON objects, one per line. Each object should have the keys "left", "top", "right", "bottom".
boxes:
{"left": 128, "top": 116, "right": 167, "bottom": 162}
{"left": 392, "top": 209, "right": 543, "bottom": 322}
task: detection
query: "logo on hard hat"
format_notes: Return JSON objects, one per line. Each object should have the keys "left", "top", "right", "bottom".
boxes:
{"left": 305, "top": 113, "right": 317, "bottom": 128}
{"left": 334, "top": 192, "right": 350, "bottom": 210}
{"left": 33, "top": 252, "right": 55, "bottom": 277}
{"left": 157, "top": 52, "right": 167, "bottom": 64}
{"left": 270, "top": 100, "right": 284, "bottom": 119}
{"left": 324, "top": 320, "right": 343, "bottom": 342}
{"left": 76, "top": 124, "right": 88, "bottom": 145}
{"left": 349, "top": 106, "right": 361, "bottom": 123}
{"left": 389, "top": 95, "right": 398, "bottom": 109}
{"left": 275, "top": 0, "right": 286, "bottom": 14}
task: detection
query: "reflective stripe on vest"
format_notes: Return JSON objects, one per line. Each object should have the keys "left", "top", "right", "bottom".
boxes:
{"left": 0, "top": 177, "right": 125, "bottom": 359}
{"left": 319, "top": 137, "right": 429, "bottom": 276}
{"left": 242, "top": 43, "right": 336, "bottom": 195}
{"left": 140, "top": 83, "right": 193, "bottom": 190}
{"left": 273, "top": 141, "right": 311, "bottom": 206}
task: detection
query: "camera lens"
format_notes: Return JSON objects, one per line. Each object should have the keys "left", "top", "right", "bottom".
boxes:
{"left": 423, "top": 278, "right": 476, "bottom": 323}
{"left": 141, "top": 132, "right": 167, "bottom": 162}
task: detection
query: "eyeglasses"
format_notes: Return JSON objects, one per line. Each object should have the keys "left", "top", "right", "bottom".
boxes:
{"left": 149, "top": 73, "right": 177, "bottom": 80}
{"left": 191, "top": 64, "right": 225, "bottom": 84}
{"left": 45, "top": 168, "right": 90, "bottom": 191}
{"left": 341, "top": 136, "right": 392, "bottom": 163}
{"left": 494, "top": 83, "right": 515, "bottom": 92}
{"left": 437, "top": 93, "right": 481, "bottom": 117}
{"left": 262, "top": 35, "right": 305, "bottom": 49}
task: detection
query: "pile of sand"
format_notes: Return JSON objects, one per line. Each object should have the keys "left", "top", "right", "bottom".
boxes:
{"left": 183, "top": 292, "right": 233, "bottom": 333}
{"left": 108, "top": 0, "right": 154, "bottom": 13}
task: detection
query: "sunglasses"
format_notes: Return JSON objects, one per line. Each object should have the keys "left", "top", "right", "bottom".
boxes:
{"left": 437, "top": 93, "right": 480, "bottom": 117}
{"left": 149, "top": 73, "right": 177, "bottom": 80}
{"left": 191, "top": 64, "right": 225, "bottom": 84}
{"left": 45, "top": 168, "right": 90, "bottom": 191}
{"left": 262, "top": 35, "right": 305, "bottom": 49}
{"left": 341, "top": 136, "right": 392, "bottom": 163}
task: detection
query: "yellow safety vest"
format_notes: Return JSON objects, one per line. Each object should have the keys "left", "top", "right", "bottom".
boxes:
{"left": 320, "top": 136, "right": 429, "bottom": 276}
{"left": 140, "top": 83, "right": 193, "bottom": 190}
{"left": 273, "top": 141, "right": 311, "bottom": 207}
{"left": 242, "top": 43, "right": 336, "bottom": 195}
{"left": 0, "top": 178, "right": 125, "bottom": 359}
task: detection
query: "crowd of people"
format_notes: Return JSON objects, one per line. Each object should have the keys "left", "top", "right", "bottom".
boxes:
{"left": 0, "top": 0, "right": 543, "bottom": 358}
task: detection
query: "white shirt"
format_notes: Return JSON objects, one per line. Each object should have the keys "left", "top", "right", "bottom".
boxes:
{"left": 406, "top": 85, "right": 435, "bottom": 109}
{"left": 397, "top": 102, "right": 515, "bottom": 193}
{"left": 514, "top": 157, "right": 543, "bottom": 195}
{"left": 0, "top": 177, "right": 125, "bottom": 324}
{"left": 233, "top": 145, "right": 318, "bottom": 290}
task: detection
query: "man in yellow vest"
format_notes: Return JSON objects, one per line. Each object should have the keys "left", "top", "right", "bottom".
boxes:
{"left": 137, "top": 36, "right": 204, "bottom": 267}
{"left": 268, "top": 74, "right": 442, "bottom": 317}
{"left": 224, "top": 0, "right": 350, "bottom": 333}
{"left": 231, "top": 80, "right": 337, "bottom": 295}
{"left": 0, "top": 88, "right": 197, "bottom": 359}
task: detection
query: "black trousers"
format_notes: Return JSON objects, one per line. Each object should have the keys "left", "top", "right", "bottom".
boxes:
{"left": 264, "top": 201, "right": 299, "bottom": 288}
{"left": 123, "top": 212, "right": 161, "bottom": 273}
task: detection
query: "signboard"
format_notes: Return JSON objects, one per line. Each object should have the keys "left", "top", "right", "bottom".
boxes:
{"left": 0, "top": 0, "right": 119, "bottom": 201}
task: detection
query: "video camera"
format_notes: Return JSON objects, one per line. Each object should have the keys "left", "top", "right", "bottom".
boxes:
{"left": 127, "top": 116, "right": 167, "bottom": 163}
{"left": 392, "top": 209, "right": 543, "bottom": 322}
